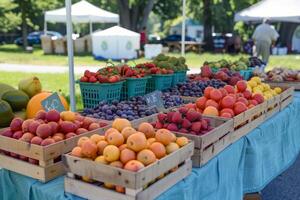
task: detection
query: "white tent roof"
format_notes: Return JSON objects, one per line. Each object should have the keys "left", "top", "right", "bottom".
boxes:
{"left": 92, "top": 26, "right": 140, "bottom": 37}
{"left": 45, "top": 0, "right": 119, "bottom": 23}
{"left": 235, "top": 0, "right": 300, "bottom": 23}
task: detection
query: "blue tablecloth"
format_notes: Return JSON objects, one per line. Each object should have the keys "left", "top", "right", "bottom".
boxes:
{"left": 1, "top": 92, "right": 300, "bottom": 200}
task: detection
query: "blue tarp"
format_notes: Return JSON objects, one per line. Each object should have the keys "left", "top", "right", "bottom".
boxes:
{"left": 1, "top": 92, "right": 300, "bottom": 200}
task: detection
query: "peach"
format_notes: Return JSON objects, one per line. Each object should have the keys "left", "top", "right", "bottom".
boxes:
{"left": 90, "top": 134, "right": 104, "bottom": 144}
{"left": 36, "top": 124, "right": 52, "bottom": 139}
{"left": 12, "top": 131, "right": 23, "bottom": 139}
{"left": 105, "top": 128, "right": 120, "bottom": 140}
{"left": 20, "top": 132, "right": 35, "bottom": 142}
{"left": 22, "top": 119, "right": 34, "bottom": 132}
{"left": 110, "top": 161, "right": 123, "bottom": 168}
{"left": 224, "top": 85, "right": 235, "bottom": 94}
{"left": 155, "top": 129, "right": 175, "bottom": 146}
{"left": 196, "top": 97, "right": 207, "bottom": 110}
{"left": 120, "top": 148, "right": 136, "bottom": 164}
{"left": 71, "top": 146, "right": 83, "bottom": 157}
{"left": 82, "top": 140, "right": 98, "bottom": 159}
{"left": 252, "top": 93, "right": 264, "bottom": 104}
{"left": 76, "top": 128, "right": 88, "bottom": 135}
{"left": 10, "top": 118, "right": 23, "bottom": 131}
{"left": 60, "top": 121, "right": 76, "bottom": 133}
{"left": 115, "top": 186, "right": 125, "bottom": 193}
{"left": 236, "top": 81, "right": 247, "bottom": 92}
{"left": 220, "top": 108, "right": 235, "bottom": 117}
{"left": 149, "top": 142, "right": 166, "bottom": 159}
{"left": 94, "top": 155, "right": 108, "bottom": 164}
{"left": 124, "top": 160, "right": 144, "bottom": 172}
{"left": 166, "top": 142, "right": 179, "bottom": 154}
{"left": 204, "top": 86, "right": 214, "bottom": 98}
{"left": 107, "top": 131, "right": 124, "bottom": 147}
{"left": 48, "top": 121, "right": 59, "bottom": 134}
{"left": 137, "top": 149, "right": 156, "bottom": 166}
{"left": 103, "top": 145, "right": 120, "bottom": 162}
{"left": 1, "top": 128, "right": 13, "bottom": 137}
{"left": 121, "top": 127, "right": 136, "bottom": 140}
{"left": 35, "top": 110, "right": 47, "bottom": 120}
{"left": 233, "top": 102, "right": 248, "bottom": 115}
{"left": 237, "top": 97, "right": 249, "bottom": 106}
{"left": 220, "top": 112, "right": 232, "bottom": 118}
{"left": 176, "top": 137, "right": 189, "bottom": 147}
{"left": 28, "top": 120, "right": 41, "bottom": 134}
{"left": 46, "top": 110, "right": 60, "bottom": 122}
{"left": 41, "top": 138, "right": 56, "bottom": 146}
{"left": 112, "top": 118, "right": 131, "bottom": 132}
{"left": 138, "top": 123, "right": 155, "bottom": 138}
{"left": 221, "top": 95, "right": 235, "bottom": 109}
{"left": 60, "top": 111, "right": 76, "bottom": 121}
{"left": 88, "top": 123, "right": 100, "bottom": 131}
{"left": 127, "top": 133, "right": 147, "bottom": 152}
{"left": 219, "top": 88, "right": 228, "bottom": 97}
{"left": 205, "top": 99, "right": 219, "bottom": 109}
{"left": 73, "top": 120, "right": 82, "bottom": 130}
{"left": 65, "top": 132, "right": 77, "bottom": 139}
{"left": 118, "top": 144, "right": 127, "bottom": 151}
{"left": 97, "top": 140, "right": 108, "bottom": 155}
{"left": 75, "top": 114, "right": 85, "bottom": 122}
{"left": 147, "top": 138, "right": 156, "bottom": 146}
{"left": 82, "top": 117, "right": 94, "bottom": 129}
{"left": 31, "top": 136, "right": 43, "bottom": 145}
{"left": 209, "top": 89, "right": 222, "bottom": 102}
{"left": 203, "top": 106, "right": 219, "bottom": 116}
{"left": 53, "top": 133, "right": 65, "bottom": 140}
{"left": 52, "top": 135, "right": 64, "bottom": 142}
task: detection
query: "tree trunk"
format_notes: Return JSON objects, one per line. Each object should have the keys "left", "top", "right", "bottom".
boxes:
{"left": 203, "top": 0, "right": 213, "bottom": 51}
{"left": 117, "top": 0, "right": 131, "bottom": 29}
{"left": 279, "top": 22, "right": 298, "bottom": 51}
{"left": 20, "top": 1, "right": 28, "bottom": 49}
{"left": 139, "top": 0, "right": 155, "bottom": 31}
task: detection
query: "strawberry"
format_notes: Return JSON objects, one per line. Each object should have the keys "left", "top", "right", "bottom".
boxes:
{"left": 80, "top": 76, "right": 88, "bottom": 82}
{"left": 84, "top": 70, "right": 92, "bottom": 78}
{"left": 89, "top": 76, "right": 97, "bottom": 83}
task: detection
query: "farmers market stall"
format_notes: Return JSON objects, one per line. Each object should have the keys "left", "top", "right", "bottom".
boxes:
{"left": 0, "top": 92, "right": 300, "bottom": 200}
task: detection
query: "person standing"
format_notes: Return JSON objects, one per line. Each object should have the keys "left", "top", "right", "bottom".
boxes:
{"left": 140, "top": 26, "right": 147, "bottom": 51}
{"left": 252, "top": 18, "right": 279, "bottom": 63}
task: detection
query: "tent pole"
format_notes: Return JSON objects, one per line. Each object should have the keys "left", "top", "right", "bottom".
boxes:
{"left": 89, "top": 21, "right": 93, "bottom": 34}
{"left": 181, "top": 0, "right": 186, "bottom": 56}
{"left": 44, "top": 16, "right": 47, "bottom": 35}
{"left": 66, "top": 0, "right": 76, "bottom": 111}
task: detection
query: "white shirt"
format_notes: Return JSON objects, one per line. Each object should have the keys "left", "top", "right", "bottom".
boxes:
{"left": 252, "top": 23, "right": 279, "bottom": 45}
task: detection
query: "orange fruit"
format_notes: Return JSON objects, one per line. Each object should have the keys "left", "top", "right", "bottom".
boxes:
{"left": 147, "top": 138, "right": 156, "bottom": 147}
{"left": 149, "top": 142, "right": 166, "bottom": 159}
{"left": 96, "top": 140, "right": 108, "bottom": 155}
{"left": 118, "top": 144, "right": 127, "bottom": 151}
{"left": 121, "top": 127, "right": 136, "bottom": 140}
{"left": 126, "top": 133, "right": 147, "bottom": 152}
{"left": 110, "top": 161, "right": 124, "bottom": 168}
{"left": 112, "top": 118, "right": 131, "bottom": 132}
{"left": 104, "top": 128, "right": 120, "bottom": 140}
{"left": 71, "top": 146, "right": 82, "bottom": 157}
{"left": 81, "top": 140, "right": 98, "bottom": 159}
{"left": 104, "top": 182, "right": 115, "bottom": 189}
{"left": 94, "top": 155, "right": 108, "bottom": 164}
{"left": 155, "top": 129, "right": 176, "bottom": 146}
{"left": 77, "top": 136, "right": 90, "bottom": 147}
{"left": 176, "top": 137, "right": 189, "bottom": 147}
{"left": 124, "top": 160, "right": 144, "bottom": 172}
{"left": 166, "top": 142, "right": 179, "bottom": 154}
{"left": 60, "top": 111, "right": 76, "bottom": 121}
{"left": 203, "top": 106, "right": 219, "bottom": 116}
{"left": 120, "top": 148, "right": 136, "bottom": 164}
{"left": 106, "top": 131, "right": 124, "bottom": 147}
{"left": 90, "top": 134, "right": 104, "bottom": 144}
{"left": 115, "top": 185, "right": 125, "bottom": 193}
{"left": 103, "top": 145, "right": 120, "bottom": 162}
{"left": 137, "top": 149, "right": 156, "bottom": 166}
{"left": 138, "top": 122, "right": 155, "bottom": 138}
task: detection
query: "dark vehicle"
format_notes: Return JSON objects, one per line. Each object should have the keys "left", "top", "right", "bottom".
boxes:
{"left": 161, "top": 34, "right": 196, "bottom": 45}
{"left": 15, "top": 31, "right": 63, "bottom": 46}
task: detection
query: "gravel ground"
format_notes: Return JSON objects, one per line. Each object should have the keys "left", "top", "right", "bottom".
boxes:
{"left": 262, "top": 153, "right": 300, "bottom": 200}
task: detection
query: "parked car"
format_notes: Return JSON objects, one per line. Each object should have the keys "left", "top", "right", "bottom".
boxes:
{"left": 15, "top": 31, "right": 63, "bottom": 46}
{"left": 161, "top": 34, "right": 196, "bottom": 45}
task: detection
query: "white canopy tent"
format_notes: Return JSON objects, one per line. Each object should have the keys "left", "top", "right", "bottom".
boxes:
{"left": 92, "top": 26, "right": 140, "bottom": 60}
{"left": 234, "top": 0, "right": 300, "bottom": 23}
{"left": 44, "top": 0, "right": 119, "bottom": 34}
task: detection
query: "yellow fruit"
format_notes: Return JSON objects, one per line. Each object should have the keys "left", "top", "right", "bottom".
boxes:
{"left": 166, "top": 142, "right": 180, "bottom": 154}
{"left": 248, "top": 80, "right": 257, "bottom": 88}
{"left": 251, "top": 77, "right": 261, "bottom": 84}
{"left": 274, "top": 87, "right": 282, "bottom": 94}
{"left": 176, "top": 137, "right": 189, "bottom": 147}
{"left": 103, "top": 145, "right": 120, "bottom": 162}
{"left": 94, "top": 155, "right": 108, "bottom": 164}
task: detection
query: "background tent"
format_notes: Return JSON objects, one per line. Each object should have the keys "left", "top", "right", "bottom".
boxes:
{"left": 92, "top": 26, "right": 140, "bottom": 60}
{"left": 44, "top": 0, "right": 119, "bottom": 33}
{"left": 234, "top": 0, "right": 300, "bottom": 23}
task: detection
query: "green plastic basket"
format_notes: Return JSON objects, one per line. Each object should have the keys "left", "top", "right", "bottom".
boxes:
{"left": 146, "top": 74, "right": 173, "bottom": 93}
{"left": 121, "top": 77, "right": 150, "bottom": 100}
{"left": 172, "top": 71, "right": 187, "bottom": 86}
{"left": 239, "top": 68, "right": 253, "bottom": 80}
{"left": 78, "top": 81, "right": 124, "bottom": 108}
{"left": 212, "top": 67, "right": 219, "bottom": 73}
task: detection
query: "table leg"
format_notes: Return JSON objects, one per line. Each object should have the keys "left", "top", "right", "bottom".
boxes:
{"left": 244, "top": 193, "right": 262, "bottom": 200}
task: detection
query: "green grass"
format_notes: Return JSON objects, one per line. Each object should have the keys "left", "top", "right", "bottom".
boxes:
{"left": 0, "top": 44, "right": 299, "bottom": 69}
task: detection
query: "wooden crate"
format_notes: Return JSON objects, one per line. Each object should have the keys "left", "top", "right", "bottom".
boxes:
{"left": 64, "top": 160, "right": 192, "bottom": 200}
{"left": 0, "top": 125, "right": 109, "bottom": 182}
{"left": 265, "top": 81, "right": 300, "bottom": 90}
{"left": 264, "top": 94, "right": 281, "bottom": 120}
{"left": 180, "top": 96, "right": 198, "bottom": 103}
{"left": 279, "top": 86, "right": 294, "bottom": 110}
{"left": 132, "top": 113, "right": 234, "bottom": 167}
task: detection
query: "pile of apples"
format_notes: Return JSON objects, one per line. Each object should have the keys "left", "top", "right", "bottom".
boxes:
{"left": 184, "top": 80, "right": 265, "bottom": 118}
{"left": 0, "top": 110, "right": 108, "bottom": 164}
{"left": 153, "top": 109, "right": 214, "bottom": 136}
{"left": 247, "top": 77, "right": 282, "bottom": 100}
{"left": 70, "top": 118, "right": 189, "bottom": 193}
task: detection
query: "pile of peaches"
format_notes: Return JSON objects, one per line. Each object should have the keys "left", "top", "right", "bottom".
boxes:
{"left": 183, "top": 80, "right": 265, "bottom": 118}
{"left": 70, "top": 118, "right": 189, "bottom": 193}
{"left": 0, "top": 110, "right": 108, "bottom": 165}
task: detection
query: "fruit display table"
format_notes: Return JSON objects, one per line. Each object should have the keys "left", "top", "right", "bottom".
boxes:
{"left": 1, "top": 93, "right": 300, "bottom": 200}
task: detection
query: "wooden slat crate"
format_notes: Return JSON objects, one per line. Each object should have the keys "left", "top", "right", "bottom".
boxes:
{"left": 63, "top": 141, "right": 194, "bottom": 200}
{"left": 265, "top": 81, "right": 300, "bottom": 91}
{"left": 180, "top": 96, "right": 198, "bottom": 103}
{"left": 132, "top": 113, "right": 234, "bottom": 167}
{"left": 0, "top": 125, "right": 110, "bottom": 182}
{"left": 279, "top": 86, "right": 294, "bottom": 110}
{"left": 64, "top": 160, "right": 192, "bottom": 200}
{"left": 264, "top": 94, "right": 281, "bottom": 120}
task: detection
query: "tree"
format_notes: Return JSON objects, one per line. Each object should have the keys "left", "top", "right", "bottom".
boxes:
{"left": 0, "top": 0, "right": 20, "bottom": 33}
{"left": 117, "top": 0, "right": 156, "bottom": 32}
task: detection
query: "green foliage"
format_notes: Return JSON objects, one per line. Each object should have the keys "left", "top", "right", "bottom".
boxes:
{"left": 0, "top": 0, "right": 20, "bottom": 32}
{"left": 153, "top": 0, "right": 182, "bottom": 21}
